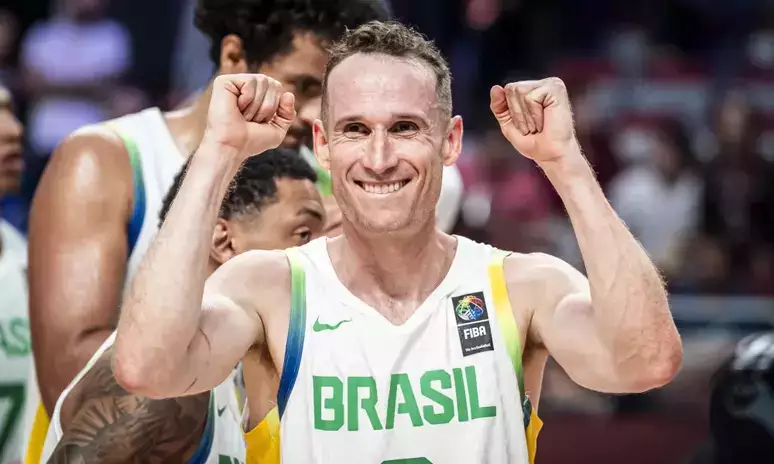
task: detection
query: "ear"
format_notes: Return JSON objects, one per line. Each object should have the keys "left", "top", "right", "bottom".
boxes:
{"left": 218, "top": 34, "right": 248, "bottom": 74}
{"left": 442, "top": 116, "right": 463, "bottom": 167}
{"left": 313, "top": 119, "right": 331, "bottom": 171}
{"left": 210, "top": 219, "right": 236, "bottom": 266}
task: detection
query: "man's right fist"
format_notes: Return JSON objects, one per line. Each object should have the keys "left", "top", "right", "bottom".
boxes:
{"left": 204, "top": 74, "right": 296, "bottom": 158}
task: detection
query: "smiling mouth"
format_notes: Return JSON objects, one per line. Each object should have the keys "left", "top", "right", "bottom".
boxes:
{"left": 355, "top": 180, "right": 410, "bottom": 195}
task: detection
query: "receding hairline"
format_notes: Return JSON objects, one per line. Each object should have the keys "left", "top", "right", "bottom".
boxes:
{"left": 321, "top": 51, "right": 451, "bottom": 126}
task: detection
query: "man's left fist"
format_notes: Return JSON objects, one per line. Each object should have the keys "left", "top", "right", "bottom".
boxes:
{"left": 489, "top": 77, "right": 577, "bottom": 164}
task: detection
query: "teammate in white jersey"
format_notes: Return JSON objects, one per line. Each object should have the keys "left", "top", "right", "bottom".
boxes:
{"left": 0, "top": 84, "right": 28, "bottom": 464}
{"left": 115, "top": 21, "right": 682, "bottom": 464}
{"left": 23, "top": 1, "right": 391, "bottom": 461}
{"left": 42, "top": 149, "right": 325, "bottom": 462}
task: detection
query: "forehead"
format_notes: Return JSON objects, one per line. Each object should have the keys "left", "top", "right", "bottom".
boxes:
{"left": 274, "top": 176, "right": 321, "bottom": 204}
{"left": 258, "top": 32, "right": 329, "bottom": 83}
{"left": 326, "top": 53, "right": 439, "bottom": 122}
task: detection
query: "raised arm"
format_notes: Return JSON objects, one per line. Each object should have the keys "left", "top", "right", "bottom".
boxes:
{"left": 49, "top": 348, "right": 209, "bottom": 463}
{"left": 28, "top": 128, "right": 132, "bottom": 412}
{"left": 113, "top": 74, "right": 296, "bottom": 398}
{"left": 491, "top": 78, "right": 682, "bottom": 394}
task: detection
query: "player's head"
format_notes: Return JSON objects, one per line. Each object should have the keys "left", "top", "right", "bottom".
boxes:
{"left": 709, "top": 332, "right": 774, "bottom": 460}
{"left": 160, "top": 149, "right": 325, "bottom": 265}
{"left": 0, "top": 85, "right": 23, "bottom": 198}
{"left": 313, "top": 21, "right": 461, "bottom": 234}
{"left": 195, "top": 0, "right": 391, "bottom": 149}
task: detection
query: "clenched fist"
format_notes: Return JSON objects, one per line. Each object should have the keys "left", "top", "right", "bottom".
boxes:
{"left": 204, "top": 74, "right": 296, "bottom": 159}
{"left": 490, "top": 77, "right": 577, "bottom": 164}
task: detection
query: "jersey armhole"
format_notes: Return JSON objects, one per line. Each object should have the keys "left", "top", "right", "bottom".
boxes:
{"left": 276, "top": 247, "right": 307, "bottom": 418}
{"left": 105, "top": 123, "right": 146, "bottom": 253}
{"left": 488, "top": 249, "right": 543, "bottom": 464}
{"left": 186, "top": 391, "right": 215, "bottom": 464}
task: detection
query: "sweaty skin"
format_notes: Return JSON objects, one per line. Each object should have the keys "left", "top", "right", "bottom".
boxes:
{"left": 27, "top": 32, "right": 330, "bottom": 414}
{"left": 50, "top": 165, "right": 325, "bottom": 462}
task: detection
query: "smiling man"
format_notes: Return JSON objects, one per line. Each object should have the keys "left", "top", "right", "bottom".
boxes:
{"left": 114, "top": 21, "right": 682, "bottom": 464}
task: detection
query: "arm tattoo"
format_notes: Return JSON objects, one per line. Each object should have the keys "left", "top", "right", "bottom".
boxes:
{"left": 48, "top": 347, "right": 210, "bottom": 463}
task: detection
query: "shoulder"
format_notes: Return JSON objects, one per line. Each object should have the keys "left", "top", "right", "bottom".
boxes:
{"left": 33, "top": 124, "right": 133, "bottom": 212}
{"left": 205, "top": 250, "right": 291, "bottom": 310}
{"left": 502, "top": 252, "right": 589, "bottom": 300}
{"left": 46, "top": 124, "right": 131, "bottom": 186}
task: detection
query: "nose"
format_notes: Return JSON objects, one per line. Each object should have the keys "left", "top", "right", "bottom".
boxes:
{"left": 361, "top": 128, "right": 398, "bottom": 175}
{"left": 0, "top": 110, "right": 23, "bottom": 140}
{"left": 298, "top": 96, "right": 321, "bottom": 127}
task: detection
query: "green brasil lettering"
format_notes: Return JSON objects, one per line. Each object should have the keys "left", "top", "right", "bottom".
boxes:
{"left": 314, "top": 366, "right": 495, "bottom": 432}
{"left": 0, "top": 317, "right": 30, "bottom": 358}
{"left": 218, "top": 455, "right": 244, "bottom": 464}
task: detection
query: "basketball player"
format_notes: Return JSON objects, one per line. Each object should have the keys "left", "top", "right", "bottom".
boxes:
{"left": 24, "top": 1, "right": 389, "bottom": 461}
{"left": 0, "top": 85, "right": 27, "bottom": 464}
{"left": 115, "top": 21, "right": 682, "bottom": 464}
{"left": 41, "top": 149, "right": 324, "bottom": 462}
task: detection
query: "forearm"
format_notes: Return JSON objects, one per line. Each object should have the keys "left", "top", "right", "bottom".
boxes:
{"left": 540, "top": 143, "right": 679, "bottom": 373}
{"left": 115, "top": 141, "right": 239, "bottom": 392}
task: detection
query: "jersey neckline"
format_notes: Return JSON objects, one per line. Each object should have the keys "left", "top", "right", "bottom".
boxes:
{"left": 312, "top": 235, "right": 470, "bottom": 333}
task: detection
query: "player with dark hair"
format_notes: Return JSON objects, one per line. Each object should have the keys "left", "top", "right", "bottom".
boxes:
{"left": 23, "top": 1, "right": 389, "bottom": 461}
{"left": 40, "top": 149, "right": 325, "bottom": 462}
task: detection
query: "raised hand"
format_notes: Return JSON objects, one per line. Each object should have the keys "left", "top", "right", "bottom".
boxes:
{"left": 204, "top": 74, "right": 296, "bottom": 159}
{"left": 489, "top": 77, "right": 577, "bottom": 164}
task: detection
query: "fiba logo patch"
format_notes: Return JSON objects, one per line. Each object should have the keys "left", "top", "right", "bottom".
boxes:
{"left": 451, "top": 292, "right": 494, "bottom": 357}
{"left": 454, "top": 294, "right": 486, "bottom": 322}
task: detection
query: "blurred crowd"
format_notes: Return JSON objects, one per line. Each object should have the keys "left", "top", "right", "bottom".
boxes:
{"left": 2, "top": 0, "right": 774, "bottom": 296}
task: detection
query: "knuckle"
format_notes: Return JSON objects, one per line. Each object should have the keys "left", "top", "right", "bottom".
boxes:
{"left": 548, "top": 76, "right": 566, "bottom": 89}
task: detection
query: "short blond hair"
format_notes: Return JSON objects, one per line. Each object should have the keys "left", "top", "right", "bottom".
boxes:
{"left": 321, "top": 20, "right": 452, "bottom": 123}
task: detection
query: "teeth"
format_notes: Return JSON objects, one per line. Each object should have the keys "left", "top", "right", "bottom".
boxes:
{"left": 361, "top": 181, "right": 407, "bottom": 194}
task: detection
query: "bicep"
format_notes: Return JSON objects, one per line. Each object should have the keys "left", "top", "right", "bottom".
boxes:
{"left": 28, "top": 131, "right": 131, "bottom": 411}
{"left": 512, "top": 254, "right": 618, "bottom": 392}
{"left": 180, "top": 253, "right": 270, "bottom": 395}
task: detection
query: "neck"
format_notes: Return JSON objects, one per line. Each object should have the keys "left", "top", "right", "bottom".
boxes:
{"left": 333, "top": 218, "right": 456, "bottom": 302}
{"left": 164, "top": 82, "right": 214, "bottom": 157}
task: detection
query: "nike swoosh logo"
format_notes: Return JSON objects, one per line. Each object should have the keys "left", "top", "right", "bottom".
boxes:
{"left": 313, "top": 317, "right": 352, "bottom": 332}
{"left": 217, "top": 406, "right": 227, "bottom": 417}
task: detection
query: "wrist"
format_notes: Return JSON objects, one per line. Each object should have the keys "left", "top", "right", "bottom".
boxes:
{"left": 536, "top": 140, "right": 593, "bottom": 182}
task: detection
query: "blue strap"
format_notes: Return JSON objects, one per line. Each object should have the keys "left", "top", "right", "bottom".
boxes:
{"left": 187, "top": 392, "right": 215, "bottom": 464}
{"left": 108, "top": 125, "right": 146, "bottom": 253}
{"left": 277, "top": 248, "right": 307, "bottom": 418}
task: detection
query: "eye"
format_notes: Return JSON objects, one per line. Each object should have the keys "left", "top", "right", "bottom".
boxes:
{"left": 298, "top": 81, "right": 321, "bottom": 97}
{"left": 296, "top": 229, "right": 312, "bottom": 244}
{"left": 391, "top": 121, "right": 419, "bottom": 133}
{"left": 343, "top": 123, "right": 370, "bottom": 135}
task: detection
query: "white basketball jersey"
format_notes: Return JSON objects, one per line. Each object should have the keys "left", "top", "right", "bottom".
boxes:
{"left": 40, "top": 332, "right": 246, "bottom": 463}
{"left": 276, "top": 237, "right": 531, "bottom": 463}
{"left": 24, "top": 108, "right": 245, "bottom": 463}
{"left": 0, "top": 220, "right": 30, "bottom": 464}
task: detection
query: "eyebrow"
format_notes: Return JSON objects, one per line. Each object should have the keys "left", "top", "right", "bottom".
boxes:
{"left": 290, "top": 74, "right": 322, "bottom": 88}
{"left": 334, "top": 112, "right": 430, "bottom": 128}
{"left": 299, "top": 206, "right": 324, "bottom": 222}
